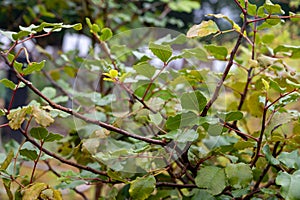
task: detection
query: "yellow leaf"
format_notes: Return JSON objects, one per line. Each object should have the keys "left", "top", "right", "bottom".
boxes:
{"left": 32, "top": 106, "right": 54, "bottom": 127}
{"left": 7, "top": 106, "right": 32, "bottom": 130}
{"left": 187, "top": 20, "right": 219, "bottom": 38}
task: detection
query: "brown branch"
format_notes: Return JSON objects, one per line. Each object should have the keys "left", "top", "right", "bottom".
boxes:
{"left": 223, "top": 122, "right": 258, "bottom": 141}
{"left": 4, "top": 58, "right": 166, "bottom": 146}
{"left": 250, "top": 97, "right": 268, "bottom": 168}
{"left": 19, "top": 128, "right": 108, "bottom": 177}
{"left": 30, "top": 140, "right": 44, "bottom": 183}
{"left": 232, "top": 67, "right": 254, "bottom": 140}
{"left": 200, "top": 11, "right": 248, "bottom": 117}
{"left": 247, "top": 15, "right": 300, "bottom": 24}
{"left": 266, "top": 89, "right": 298, "bottom": 109}
{"left": 156, "top": 182, "right": 197, "bottom": 188}
{"left": 233, "top": 0, "right": 247, "bottom": 14}
{"left": 252, "top": 141, "right": 280, "bottom": 191}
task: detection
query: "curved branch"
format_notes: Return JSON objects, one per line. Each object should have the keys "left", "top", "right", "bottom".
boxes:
{"left": 156, "top": 182, "right": 197, "bottom": 188}
{"left": 20, "top": 128, "right": 108, "bottom": 176}
{"left": 6, "top": 60, "right": 166, "bottom": 146}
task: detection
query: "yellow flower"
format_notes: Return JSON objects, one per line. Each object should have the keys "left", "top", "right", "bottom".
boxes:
{"left": 103, "top": 69, "right": 118, "bottom": 82}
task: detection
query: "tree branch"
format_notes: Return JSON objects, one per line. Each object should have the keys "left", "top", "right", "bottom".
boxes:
{"left": 7, "top": 61, "right": 166, "bottom": 146}
{"left": 156, "top": 182, "right": 197, "bottom": 188}
{"left": 201, "top": 11, "right": 248, "bottom": 117}
{"left": 19, "top": 128, "right": 108, "bottom": 177}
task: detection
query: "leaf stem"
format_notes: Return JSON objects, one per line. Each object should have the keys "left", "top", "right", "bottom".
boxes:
{"left": 7, "top": 81, "right": 21, "bottom": 114}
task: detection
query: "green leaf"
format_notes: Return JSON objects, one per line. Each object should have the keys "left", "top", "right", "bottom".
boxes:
{"left": 225, "top": 163, "right": 253, "bottom": 189}
{"left": 41, "top": 87, "right": 56, "bottom": 99}
{"left": 160, "top": 34, "right": 187, "bottom": 45}
{"left": 44, "top": 133, "right": 63, "bottom": 142}
{"left": 264, "top": 0, "right": 284, "bottom": 15}
{"left": 286, "top": 79, "right": 300, "bottom": 88}
{"left": 20, "top": 149, "right": 38, "bottom": 161}
{"left": 274, "top": 45, "right": 300, "bottom": 58}
{"left": 246, "top": 92, "right": 264, "bottom": 117}
{"left": 100, "top": 27, "right": 113, "bottom": 41}
{"left": 262, "top": 34, "right": 275, "bottom": 44}
{"left": 247, "top": 2, "right": 258, "bottom": 16}
{"left": 168, "top": 0, "right": 200, "bottom": 13}
{"left": 262, "top": 145, "right": 280, "bottom": 165}
{"left": 278, "top": 150, "right": 300, "bottom": 169}
{"left": 133, "top": 62, "right": 156, "bottom": 79}
{"left": 266, "top": 16, "right": 281, "bottom": 25}
{"left": 86, "top": 18, "right": 93, "bottom": 29}
{"left": 129, "top": 175, "right": 156, "bottom": 200}
{"left": 269, "top": 79, "right": 286, "bottom": 92}
{"left": 61, "top": 23, "right": 82, "bottom": 31}
{"left": 187, "top": 20, "right": 219, "bottom": 38}
{"left": 160, "top": 129, "right": 198, "bottom": 143}
{"left": 30, "top": 127, "right": 48, "bottom": 140}
{"left": 149, "top": 112, "right": 163, "bottom": 125}
{"left": 181, "top": 47, "right": 208, "bottom": 61}
{"left": 204, "top": 45, "right": 228, "bottom": 60}
{"left": 92, "top": 24, "right": 100, "bottom": 33}
{"left": 32, "top": 106, "right": 54, "bottom": 127}
{"left": 234, "top": 141, "right": 256, "bottom": 150}
{"left": 12, "top": 30, "right": 31, "bottom": 40}
{"left": 107, "top": 169, "right": 129, "bottom": 183}
{"left": 0, "top": 78, "right": 16, "bottom": 90}
{"left": 180, "top": 91, "right": 207, "bottom": 113}
{"left": 149, "top": 42, "right": 172, "bottom": 63}
{"left": 22, "top": 60, "right": 45, "bottom": 75}
{"left": 195, "top": 166, "right": 226, "bottom": 195}
{"left": 0, "top": 150, "right": 14, "bottom": 170}
{"left": 276, "top": 170, "right": 300, "bottom": 200}
{"left": 218, "top": 111, "right": 243, "bottom": 122}
{"left": 290, "top": 12, "right": 300, "bottom": 22}
{"left": 202, "top": 123, "right": 227, "bottom": 136}
{"left": 232, "top": 187, "right": 251, "bottom": 198}
{"left": 191, "top": 189, "right": 215, "bottom": 200}
{"left": 166, "top": 112, "right": 198, "bottom": 130}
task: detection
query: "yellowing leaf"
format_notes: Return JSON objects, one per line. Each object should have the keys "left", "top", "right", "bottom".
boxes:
{"left": 187, "top": 20, "right": 219, "bottom": 38}
{"left": 261, "top": 78, "right": 270, "bottom": 91}
{"left": 7, "top": 107, "right": 32, "bottom": 130}
{"left": 207, "top": 14, "right": 242, "bottom": 33}
{"left": 21, "top": 182, "right": 62, "bottom": 200}
{"left": 32, "top": 106, "right": 54, "bottom": 127}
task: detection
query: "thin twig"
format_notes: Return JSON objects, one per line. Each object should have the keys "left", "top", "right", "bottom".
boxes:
{"left": 200, "top": 7, "right": 248, "bottom": 117}
{"left": 250, "top": 97, "right": 268, "bottom": 168}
